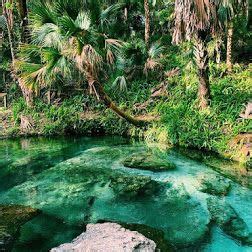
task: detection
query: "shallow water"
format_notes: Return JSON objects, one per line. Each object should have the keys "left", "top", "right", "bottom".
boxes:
{"left": 0, "top": 136, "right": 251, "bottom": 251}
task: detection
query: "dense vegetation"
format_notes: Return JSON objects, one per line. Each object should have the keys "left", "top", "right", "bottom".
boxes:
{"left": 0, "top": 0, "right": 251, "bottom": 163}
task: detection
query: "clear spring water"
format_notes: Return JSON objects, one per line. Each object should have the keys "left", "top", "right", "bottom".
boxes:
{"left": 0, "top": 136, "right": 251, "bottom": 252}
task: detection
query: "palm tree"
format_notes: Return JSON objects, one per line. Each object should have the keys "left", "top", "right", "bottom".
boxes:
{"left": 226, "top": 21, "right": 233, "bottom": 72}
{"left": 17, "top": 0, "right": 145, "bottom": 126}
{"left": 0, "top": 1, "right": 5, "bottom": 64}
{"left": 221, "top": 0, "right": 247, "bottom": 72}
{"left": 172, "top": 0, "right": 245, "bottom": 108}
{"left": 172, "top": 0, "right": 217, "bottom": 109}
{"left": 1, "top": 0, "right": 38, "bottom": 105}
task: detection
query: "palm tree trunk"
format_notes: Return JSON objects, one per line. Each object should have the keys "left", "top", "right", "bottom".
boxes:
{"left": 90, "top": 80, "right": 146, "bottom": 127}
{"left": 0, "top": 1, "right": 4, "bottom": 85}
{"left": 226, "top": 21, "right": 233, "bottom": 72}
{"left": 247, "top": 0, "right": 252, "bottom": 30}
{"left": 215, "top": 37, "right": 222, "bottom": 64}
{"left": 144, "top": 0, "right": 150, "bottom": 48}
{"left": 16, "top": 0, "right": 30, "bottom": 42}
{"left": 194, "top": 34, "right": 210, "bottom": 109}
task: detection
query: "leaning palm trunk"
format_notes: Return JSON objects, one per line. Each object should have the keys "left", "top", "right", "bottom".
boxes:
{"left": 2, "top": 0, "right": 33, "bottom": 106}
{"left": 194, "top": 34, "right": 210, "bottom": 109}
{"left": 89, "top": 79, "right": 145, "bottom": 127}
{"left": 144, "top": 0, "right": 150, "bottom": 48}
{"left": 226, "top": 21, "right": 233, "bottom": 72}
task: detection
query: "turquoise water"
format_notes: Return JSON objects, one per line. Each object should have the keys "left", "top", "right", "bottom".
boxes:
{"left": 0, "top": 136, "right": 251, "bottom": 251}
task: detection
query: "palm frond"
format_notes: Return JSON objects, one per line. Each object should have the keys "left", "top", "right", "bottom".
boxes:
{"left": 100, "top": 3, "right": 125, "bottom": 28}
{"left": 75, "top": 11, "right": 91, "bottom": 31}
{"left": 105, "top": 39, "right": 124, "bottom": 65}
{"left": 148, "top": 42, "right": 165, "bottom": 59}
{"left": 0, "top": 15, "right": 7, "bottom": 31}
{"left": 112, "top": 75, "right": 128, "bottom": 92}
{"left": 30, "top": 1, "right": 57, "bottom": 28}
{"left": 32, "top": 23, "right": 63, "bottom": 49}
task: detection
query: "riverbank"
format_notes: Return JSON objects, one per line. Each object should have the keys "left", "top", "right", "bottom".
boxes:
{"left": 0, "top": 65, "right": 251, "bottom": 166}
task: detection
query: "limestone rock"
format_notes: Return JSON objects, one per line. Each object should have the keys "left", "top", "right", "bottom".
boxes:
{"left": 50, "top": 223, "right": 156, "bottom": 252}
{"left": 207, "top": 197, "right": 252, "bottom": 245}
{"left": 109, "top": 173, "right": 163, "bottom": 198}
{"left": 199, "top": 174, "right": 231, "bottom": 196}
{"left": 0, "top": 205, "right": 40, "bottom": 250}
{"left": 123, "top": 152, "right": 176, "bottom": 172}
{"left": 164, "top": 185, "right": 210, "bottom": 247}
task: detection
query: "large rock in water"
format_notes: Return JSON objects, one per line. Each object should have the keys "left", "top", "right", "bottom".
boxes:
{"left": 122, "top": 152, "right": 176, "bottom": 171}
{"left": 207, "top": 197, "right": 252, "bottom": 245}
{"left": 164, "top": 185, "right": 210, "bottom": 247}
{"left": 0, "top": 205, "right": 40, "bottom": 250}
{"left": 198, "top": 174, "right": 231, "bottom": 196}
{"left": 50, "top": 223, "right": 156, "bottom": 252}
{"left": 109, "top": 173, "right": 163, "bottom": 198}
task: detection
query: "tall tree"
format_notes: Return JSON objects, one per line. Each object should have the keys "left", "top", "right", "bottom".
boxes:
{"left": 144, "top": 0, "right": 150, "bottom": 47}
{"left": 172, "top": 0, "right": 245, "bottom": 108}
{"left": 0, "top": 1, "right": 4, "bottom": 64}
{"left": 223, "top": 0, "right": 247, "bottom": 72}
{"left": 1, "top": 0, "right": 33, "bottom": 105}
{"left": 226, "top": 21, "right": 233, "bottom": 72}
{"left": 16, "top": 0, "right": 29, "bottom": 42}
{"left": 172, "top": 0, "right": 217, "bottom": 109}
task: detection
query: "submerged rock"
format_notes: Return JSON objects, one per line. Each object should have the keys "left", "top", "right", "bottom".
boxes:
{"left": 118, "top": 222, "right": 175, "bottom": 252}
{"left": 122, "top": 152, "right": 176, "bottom": 171}
{"left": 207, "top": 197, "right": 252, "bottom": 245}
{"left": 50, "top": 223, "right": 156, "bottom": 252}
{"left": 198, "top": 174, "right": 231, "bottom": 196}
{"left": 164, "top": 185, "right": 210, "bottom": 248}
{"left": 0, "top": 205, "right": 40, "bottom": 250}
{"left": 109, "top": 173, "right": 163, "bottom": 198}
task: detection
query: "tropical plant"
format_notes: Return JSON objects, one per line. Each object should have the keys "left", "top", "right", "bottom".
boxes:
{"left": 16, "top": 0, "right": 145, "bottom": 126}
{"left": 172, "top": 0, "right": 246, "bottom": 109}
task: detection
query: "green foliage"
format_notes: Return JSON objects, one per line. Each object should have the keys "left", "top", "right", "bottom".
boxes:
{"left": 152, "top": 64, "right": 252, "bottom": 155}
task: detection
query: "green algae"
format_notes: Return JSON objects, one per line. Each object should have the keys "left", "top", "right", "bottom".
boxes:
{"left": 0, "top": 205, "right": 40, "bottom": 251}
{"left": 123, "top": 152, "right": 176, "bottom": 171}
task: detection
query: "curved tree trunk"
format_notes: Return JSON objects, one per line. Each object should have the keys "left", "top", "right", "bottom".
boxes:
{"left": 144, "top": 0, "right": 150, "bottom": 48}
{"left": 194, "top": 33, "right": 210, "bottom": 109}
{"left": 16, "top": 0, "right": 30, "bottom": 43}
{"left": 89, "top": 80, "right": 146, "bottom": 127}
{"left": 226, "top": 21, "right": 233, "bottom": 72}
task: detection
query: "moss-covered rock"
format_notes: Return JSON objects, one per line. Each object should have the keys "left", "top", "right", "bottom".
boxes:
{"left": 198, "top": 174, "right": 231, "bottom": 196}
{"left": 122, "top": 152, "right": 176, "bottom": 171}
{"left": 0, "top": 205, "right": 40, "bottom": 251}
{"left": 109, "top": 173, "right": 163, "bottom": 198}
{"left": 207, "top": 197, "right": 252, "bottom": 245}
{"left": 164, "top": 185, "right": 210, "bottom": 248}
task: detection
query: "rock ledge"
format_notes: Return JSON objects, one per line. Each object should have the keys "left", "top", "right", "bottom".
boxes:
{"left": 51, "top": 223, "right": 156, "bottom": 252}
